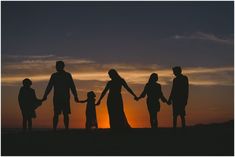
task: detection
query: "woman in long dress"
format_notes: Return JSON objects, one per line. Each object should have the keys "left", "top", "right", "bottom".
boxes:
{"left": 96, "top": 69, "right": 137, "bottom": 129}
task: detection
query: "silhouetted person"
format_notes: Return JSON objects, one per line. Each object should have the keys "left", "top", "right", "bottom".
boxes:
{"left": 42, "top": 61, "right": 79, "bottom": 131}
{"left": 18, "top": 78, "right": 42, "bottom": 131}
{"left": 96, "top": 69, "right": 137, "bottom": 129}
{"left": 79, "top": 91, "right": 98, "bottom": 130}
{"left": 168, "top": 66, "right": 189, "bottom": 128}
{"left": 137, "top": 73, "right": 167, "bottom": 128}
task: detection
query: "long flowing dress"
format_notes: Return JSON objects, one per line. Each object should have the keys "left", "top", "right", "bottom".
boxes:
{"left": 106, "top": 79, "right": 131, "bottom": 129}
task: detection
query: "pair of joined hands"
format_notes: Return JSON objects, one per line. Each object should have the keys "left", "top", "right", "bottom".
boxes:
{"left": 134, "top": 96, "right": 141, "bottom": 101}
{"left": 133, "top": 96, "right": 172, "bottom": 106}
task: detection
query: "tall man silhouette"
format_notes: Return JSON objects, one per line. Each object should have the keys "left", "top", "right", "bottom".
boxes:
{"left": 43, "top": 61, "right": 79, "bottom": 130}
{"left": 168, "top": 66, "right": 189, "bottom": 128}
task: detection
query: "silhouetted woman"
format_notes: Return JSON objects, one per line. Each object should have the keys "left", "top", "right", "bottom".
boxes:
{"left": 137, "top": 73, "right": 167, "bottom": 128}
{"left": 96, "top": 69, "right": 137, "bottom": 129}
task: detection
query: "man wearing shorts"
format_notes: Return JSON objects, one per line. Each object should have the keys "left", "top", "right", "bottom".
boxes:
{"left": 43, "top": 61, "right": 79, "bottom": 130}
{"left": 168, "top": 66, "right": 189, "bottom": 128}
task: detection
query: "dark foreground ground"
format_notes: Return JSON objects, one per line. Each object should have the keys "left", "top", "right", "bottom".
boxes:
{"left": 2, "top": 121, "right": 234, "bottom": 156}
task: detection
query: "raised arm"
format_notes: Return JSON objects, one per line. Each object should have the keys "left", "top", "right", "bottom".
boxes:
{"left": 69, "top": 73, "right": 79, "bottom": 102}
{"left": 43, "top": 74, "right": 54, "bottom": 101}
{"left": 122, "top": 79, "right": 137, "bottom": 99}
{"left": 96, "top": 82, "right": 110, "bottom": 105}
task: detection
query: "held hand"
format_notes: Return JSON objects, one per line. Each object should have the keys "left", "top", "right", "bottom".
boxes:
{"left": 96, "top": 100, "right": 101, "bottom": 106}
{"left": 167, "top": 100, "right": 172, "bottom": 105}
{"left": 42, "top": 96, "right": 47, "bottom": 101}
{"left": 162, "top": 98, "right": 167, "bottom": 103}
{"left": 134, "top": 95, "right": 138, "bottom": 101}
{"left": 74, "top": 96, "right": 79, "bottom": 103}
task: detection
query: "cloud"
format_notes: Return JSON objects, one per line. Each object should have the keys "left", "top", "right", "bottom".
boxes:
{"left": 1, "top": 55, "right": 234, "bottom": 87}
{"left": 4, "top": 54, "right": 55, "bottom": 59}
{"left": 173, "top": 32, "right": 234, "bottom": 45}
{"left": 2, "top": 55, "right": 94, "bottom": 72}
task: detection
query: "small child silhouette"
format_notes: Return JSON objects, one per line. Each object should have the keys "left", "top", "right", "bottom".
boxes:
{"left": 18, "top": 78, "right": 42, "bottom": 131}
{"left": 79, "top": 91, "right": 98, "bottom": 130}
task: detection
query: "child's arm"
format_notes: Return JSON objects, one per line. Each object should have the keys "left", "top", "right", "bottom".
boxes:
{"left": 32, "top": 89, "right": 43, "bottom": 109}
{"left": 138, "top": 84, "right": 148, "bottom": 100}
{"left": 78, "top": 99, "right": 88, "bottom": 103}
{"left": 159, "top": 85, "right": 167, "bottom": 103}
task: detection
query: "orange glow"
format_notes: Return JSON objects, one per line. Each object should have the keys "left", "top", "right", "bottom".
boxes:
{"left": 1, "top": 82, "right": 234, "bottom": 129}
{"left": 2, "top": 66, "right": 233, "bottom": 86}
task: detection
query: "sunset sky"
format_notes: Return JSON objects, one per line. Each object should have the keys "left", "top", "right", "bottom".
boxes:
{"left": 2, "top": 1, "right": 234, "bottom": 128}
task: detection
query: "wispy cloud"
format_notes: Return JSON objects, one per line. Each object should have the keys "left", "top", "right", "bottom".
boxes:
{"left": 2, "top": 55, "right": 233, "bottom": 87}
{"left": 173, "top": 32, "right": 234, "bottom": 45}
{"left": 4, "top": 54, "right": 55, "bottom": 59}
{"left": 2, "top": 55, "right": 94, "bottom": 72}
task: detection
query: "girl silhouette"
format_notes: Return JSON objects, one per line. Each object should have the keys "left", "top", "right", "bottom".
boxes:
{"left": 79, "top": 91, "right": 98, "bottom": 130}
{"left": 18, "top": 78, "right": 42, "bottom": 131}
{"left": 137, "top": 73, "right": 167, "bottom": 128}
{"left": 96, "top": 69, "right": 137, "bottom": 129}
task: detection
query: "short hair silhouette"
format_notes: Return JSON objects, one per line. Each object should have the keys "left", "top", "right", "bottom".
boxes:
{"left": 169, "top": 66, "right": 189, "bottom": 128}
{"left": 23, "top": 78, "right": 32, "bottom": 87}
{"left": 87, "top": 91, "right": 96, "bottom": 98}
{"left": 43, "top": 60, "right": 78, "bottom": 130}
{"left": 172, "top": 66, "right": 182, "bottom": 75}
{"left": 56, "top": 61, "right": 65, "bottom": 71}
{"left": 108, "top": 69, "right": 122, "bottom": 80}
{"left": 148, "top": 73, "right": 158, "bottom": 83}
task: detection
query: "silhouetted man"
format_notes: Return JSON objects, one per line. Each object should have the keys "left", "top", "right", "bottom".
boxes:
{"left": 168, "top": 66, "right": 189, "bottom": 128}
{"left": 43, "top": 61, "right": 79, "bottom": 130}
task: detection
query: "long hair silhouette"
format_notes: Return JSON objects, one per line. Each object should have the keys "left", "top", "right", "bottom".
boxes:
{"left": 108, "top": 69, "right": 123, "bottom": 81}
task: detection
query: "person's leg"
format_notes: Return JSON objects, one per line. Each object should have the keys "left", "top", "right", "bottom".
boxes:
{"left": 155, "top": 112, "right": 158, "bottom": 128}
{"left": 95, "top": 122, "right": 98, "bottom": 129}
{"left": 63, "top": 113, "right": 69, "bottom": 130}
{"left": 28, "top": 118, "right": 32, "bottom": 131}
{"left": 53, "top": 113, "right": 59, "bottom": 131}
{"left": 173, "top": 115, "right": 177, "bottom": 128}
{"left": 85, "top": 120, "right": 90, "bottom": 130}
{"left": 148, "top": 111, "right": 153, "bottom": 128}
{"left": 150, "top": 109, "right": 157, "bottom": 128}
{"left": 180, "top": 114, "right": 186, "bottom": 128}
{"left": 23, "top": 116, "right": 27, "bottom": 131}
{"left": 151, "top": 109, "right": 158, "bottom": 128}
{"left": 147, "top": 104, "right": 154, "bottom": 128}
